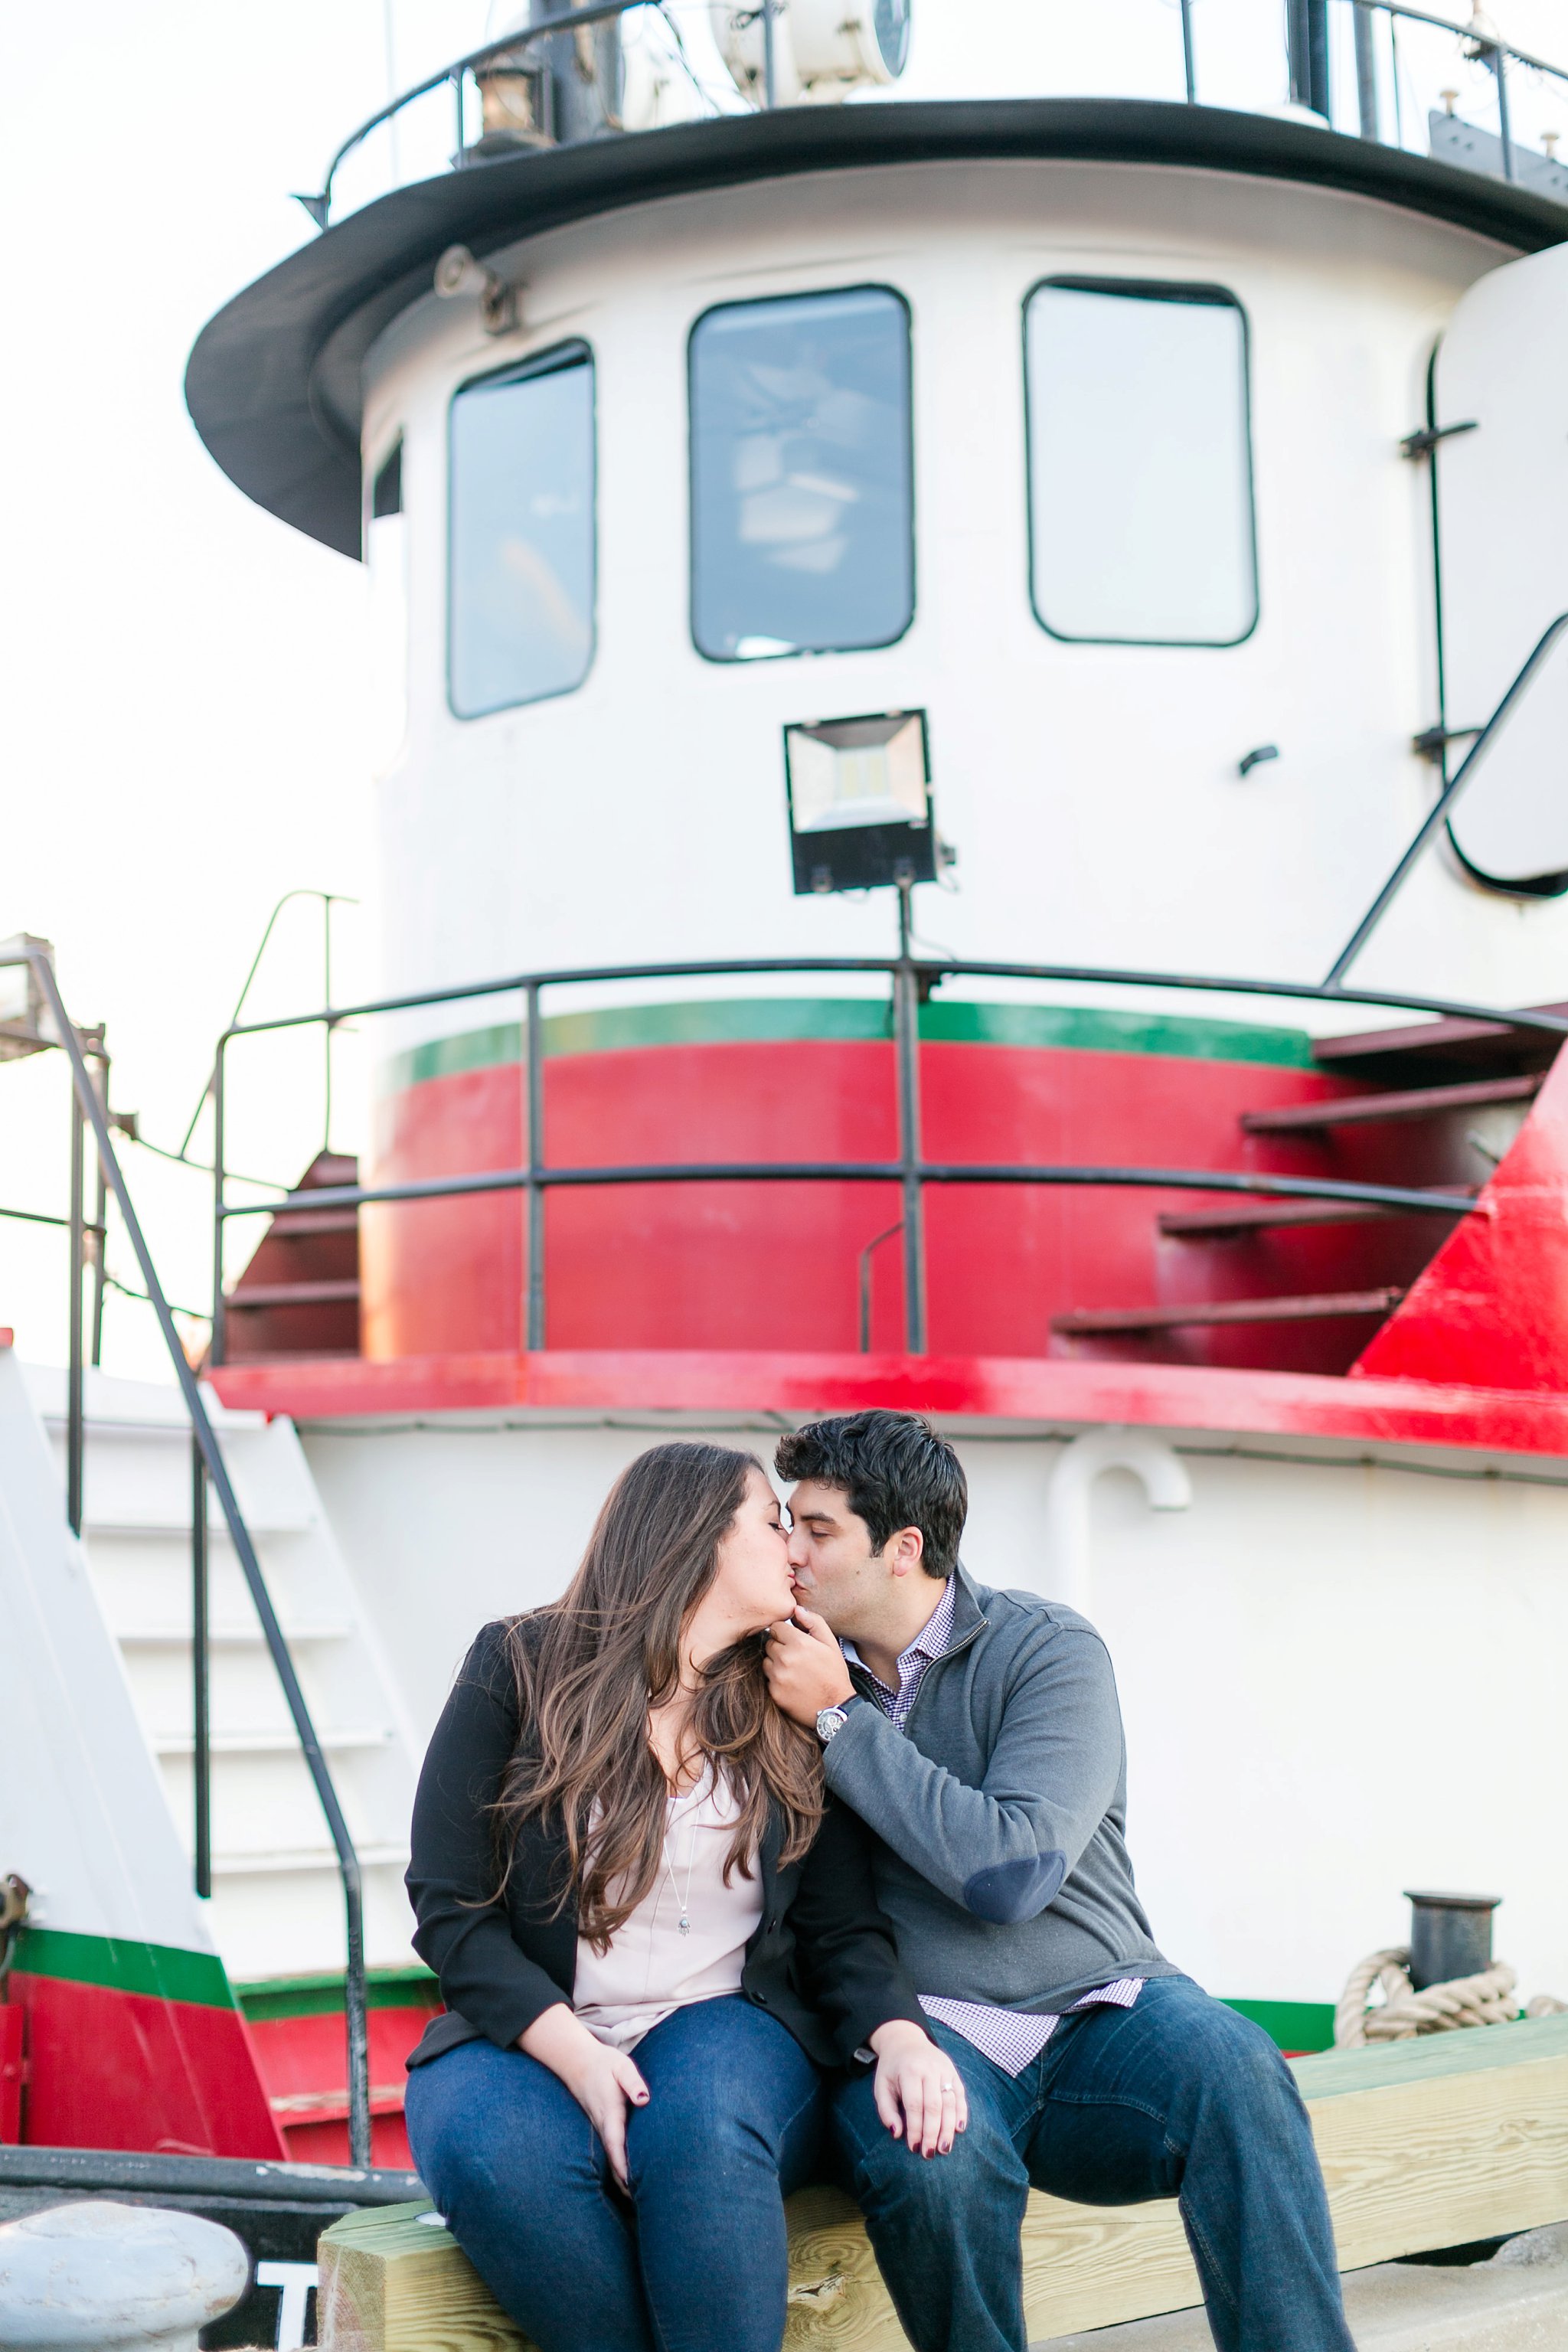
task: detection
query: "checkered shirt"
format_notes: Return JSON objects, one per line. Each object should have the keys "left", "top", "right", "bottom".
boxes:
{"left": 841, "top": 1583, "right": 1143, "bottom": 2077}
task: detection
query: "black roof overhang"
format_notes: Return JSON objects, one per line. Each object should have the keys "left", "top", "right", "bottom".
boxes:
{"left": 185, "top": 95, "right": 1568, "bottom": 561}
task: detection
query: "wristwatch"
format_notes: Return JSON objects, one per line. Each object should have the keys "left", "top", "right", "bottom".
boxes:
{"left": 815, "top": 1697, "right": 862, "bottom": 1746}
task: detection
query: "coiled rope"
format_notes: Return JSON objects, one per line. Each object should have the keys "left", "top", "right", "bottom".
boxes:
{"left": 1335, "top": 1945, "right": 1568, "bottom": 2048}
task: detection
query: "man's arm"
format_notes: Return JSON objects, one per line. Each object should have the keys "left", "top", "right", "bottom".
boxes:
{"left": 769, "top": 1609, "right": 1123, "bottom": 1923}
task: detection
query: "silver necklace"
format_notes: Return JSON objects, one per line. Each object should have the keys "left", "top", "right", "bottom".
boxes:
{"left": 661, "top": 1795, "right": 701, "bottom": 1936}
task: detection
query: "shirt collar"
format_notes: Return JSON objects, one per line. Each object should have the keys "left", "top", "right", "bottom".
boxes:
{"left": 840, "top": 1574, "right": 959, "bottom": 1680}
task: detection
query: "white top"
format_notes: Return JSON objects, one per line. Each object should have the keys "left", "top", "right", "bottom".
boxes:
{"left": 573, "top": 1769, "right": 763, "bottom": 2052}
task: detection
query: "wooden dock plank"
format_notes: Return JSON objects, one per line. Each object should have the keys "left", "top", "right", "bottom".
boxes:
{"left": 318, "top": 2016, "right": 1568, "bottom": 2351}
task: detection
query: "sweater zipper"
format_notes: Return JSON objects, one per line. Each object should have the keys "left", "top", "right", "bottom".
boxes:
{"left": 851, "top": 1616, "right": 987, "bottom": 1734}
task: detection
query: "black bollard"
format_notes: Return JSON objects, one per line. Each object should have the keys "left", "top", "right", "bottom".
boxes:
{"left": 1403, "top": 1891, "right": 1501, "bottom": 1991}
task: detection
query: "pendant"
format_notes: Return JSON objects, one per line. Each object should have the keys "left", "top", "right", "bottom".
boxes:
{"left": 678, "top": 1915, "right": 691, "bottom": 1936}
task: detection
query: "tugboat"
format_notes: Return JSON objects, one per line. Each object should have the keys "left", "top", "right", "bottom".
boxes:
{"left": 5, "top": 0, "right": 1568, "bottom": 2320}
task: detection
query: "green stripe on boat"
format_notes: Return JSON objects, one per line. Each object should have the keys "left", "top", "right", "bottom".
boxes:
{"left": 381, "top": 998, "right": 1315, "bottom": 1093}
{"left": 11, "top": 1926, "right": 236, "bottom": 2011}
{"left": 1223, "top": 1998, "right": 1336, "bottom": 2053}
{"left": 235, "top": 1966, "right": 440, "bottom": 2023}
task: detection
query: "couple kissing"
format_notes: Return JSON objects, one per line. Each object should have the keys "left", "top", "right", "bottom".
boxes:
{"left": 404, "top": 1410, "right": 1352, "bottom": 2352}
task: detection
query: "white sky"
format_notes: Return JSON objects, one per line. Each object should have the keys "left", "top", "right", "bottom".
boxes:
{"left": 2, "top": 0, "right": 1564, "bottom": 1378}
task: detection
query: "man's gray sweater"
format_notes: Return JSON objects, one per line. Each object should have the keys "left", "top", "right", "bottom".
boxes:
{"left": 822, "top": 1566, "right": 1180, "bottom": 2014}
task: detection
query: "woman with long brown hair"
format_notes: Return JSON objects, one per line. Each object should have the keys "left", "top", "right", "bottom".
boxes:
{"left": 403, "top": 1440, "right": 959, "bottom": 2352}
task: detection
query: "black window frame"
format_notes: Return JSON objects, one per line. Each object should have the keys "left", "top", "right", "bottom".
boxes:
{"left": 1022, "top": 274, "right": 1260, "bottom": 652}
{"left": 446, "top": 337, "right": 598, "bottom": 722}
{"left": 686, "top": 281, "right": 917, "bottom": 666}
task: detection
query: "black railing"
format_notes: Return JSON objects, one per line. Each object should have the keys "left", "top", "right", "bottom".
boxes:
{"left": 211, "top": 955, "right": 1568, "bottom": 1365}
{"left": 296, "top": 0, "right": 1568, "bottom": 232}
{"left": 0, "top": 945, "right": 373, "bottom": 2169}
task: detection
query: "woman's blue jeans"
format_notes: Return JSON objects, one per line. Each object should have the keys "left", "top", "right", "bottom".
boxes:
{"left": 403, "top": 1994, "right": 825, "bottom": 2352}
{"left": 832, "top": 1977, "right": 1354, "bottom": 2352}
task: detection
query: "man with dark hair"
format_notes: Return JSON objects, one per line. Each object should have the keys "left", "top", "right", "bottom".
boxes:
{"left": 765, "top": 1410, "right": 1352, "bottom": 2352}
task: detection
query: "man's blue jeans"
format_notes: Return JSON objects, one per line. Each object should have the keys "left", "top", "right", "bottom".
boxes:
{"left": 403, "top": 1994, "right": 825, "bottom": 2352}
{"left": 833, "top": 1977, "right": 1354, "bottom": 2352}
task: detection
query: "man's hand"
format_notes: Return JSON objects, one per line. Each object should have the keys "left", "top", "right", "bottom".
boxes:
{"left": 867, "top": 2020, "right": 968, "bottom": 2157}
{"left": 763, "top": 1606, "right": 854, "bottom": 1726}
{"left": 520, "top": 2003, "right": 648, "bottom": 2187}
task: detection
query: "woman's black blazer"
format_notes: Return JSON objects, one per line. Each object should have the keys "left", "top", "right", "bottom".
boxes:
{"left": 406, "top": 1619, "right": 924, "bottom": 2072}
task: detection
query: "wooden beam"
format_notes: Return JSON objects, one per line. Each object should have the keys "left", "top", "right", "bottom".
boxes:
{"left": 1053, "top": 1289, "right": 1403, "bottom": 1335}
{"left": 317, "top": 2017, "right": 1568, "bottom": 2352}
{"left": 1240, "top": 1072, "right": 1541, "bottom": 1133}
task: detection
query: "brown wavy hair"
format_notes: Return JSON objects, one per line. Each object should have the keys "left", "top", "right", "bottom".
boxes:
{"left": 493, "top": 1442, "right": 823, "bottom": 1950}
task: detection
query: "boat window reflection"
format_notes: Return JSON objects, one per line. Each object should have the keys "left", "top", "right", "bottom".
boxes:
{"left": 449, "top": 342, "right": 595, "bottom": 718}
{"left": 1025, "top": 279, "right": 1258, "bottom": 648}
{"left": 689, "top": 286, "right": 914, "bottom": 662}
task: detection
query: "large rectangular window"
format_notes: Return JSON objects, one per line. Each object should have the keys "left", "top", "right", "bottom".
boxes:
{"left": 689, "top": 286, "right": 913, "bottom": 662}
{"left": 1025, "top": 279, "right": 1257, "bottom": 647}
{"left": 449, "top": 341, "right": 595, "bottom": 718}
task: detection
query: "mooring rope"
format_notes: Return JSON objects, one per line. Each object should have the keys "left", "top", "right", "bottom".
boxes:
{"left": 1334, "top": 1945, "right": 1568, "bottom": 2047}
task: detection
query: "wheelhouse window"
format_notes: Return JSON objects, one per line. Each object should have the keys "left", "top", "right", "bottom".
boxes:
{"left": 1024, "top": 279, "right": 1257, "bottom": 647}
{"left": 689, "top": 286, "right": 913, "bottom": 662}
{"left": 448, "top": 341, "right": 595, "bottom": 718}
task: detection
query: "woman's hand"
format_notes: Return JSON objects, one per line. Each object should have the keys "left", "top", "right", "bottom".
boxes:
{"left": 520, "top": 2004, "right": 649, "bottom": 2187}
{"left": 867, "top": 2019, "right": 968, "bottom": 2157}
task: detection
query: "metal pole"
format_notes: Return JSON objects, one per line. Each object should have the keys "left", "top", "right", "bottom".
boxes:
{"left": 761, "top": 0, "right": 777, "bottom": 108}
{"left": 525, "top": 981, "right": 546, "bottom": 1351}
{"left": 89, "top": 1046, "right": 108, "bottom": 1370}
{"left": 1180, "top": 0, "right": 1197, "bottom": 103}
{"left": 192, "top": 1439, "right": 211, "bottom": 1900}
{"left": 1494, "top": 45, "right": 1514, "bottom": 181}
{"left": 892, "top": 874, "right": 927, "bottom": 1355}
{"left": 322, "top": 898, "right": 335, "bottom": 1158}
{"left": 22, "top": 954, "right": 373, "bottom": 2170}
{"left": 67, "top": 1080, "right": 85, "bottom": 1537}
{"left": 211, "top": 1043, "right": 227, "bottom": 1370}
{"left": 1354, "top": 2, "right": 1379, "bottom": 138}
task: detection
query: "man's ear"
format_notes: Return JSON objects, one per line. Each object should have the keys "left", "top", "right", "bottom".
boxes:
{"left": 886, "top": 1526, "right": 925, "bottom": 1579}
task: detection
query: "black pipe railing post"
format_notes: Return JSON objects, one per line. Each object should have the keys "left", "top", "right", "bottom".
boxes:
{"left": 761, "top": 0, "right": 778, "bottom": 106}
{"left": 67, "top": 1074, "right": 86, "bottom": 1538}
{"left": 17, "top": 952, "right": 372, "bottom": 2170}
{"left": 192, "top": 1438, "right": 211, "bottom": 1900}
{"left": 1180, "top": 0, "right": 1197, "bottom": 102}
{"left": 211, "top": 1042, "right": 227, "bottom": 1371}
{"left": 1493, "top": 43, "right": 1514, "bottom": 181}
{"left": 525, "top": 981, "right": 547, "bottom": 1351}
{"left": 892, "top": 872, "right": 927, "bottom": 1355}
{"left": 1354, "top": 1, "right": 1380, "bottom": 138}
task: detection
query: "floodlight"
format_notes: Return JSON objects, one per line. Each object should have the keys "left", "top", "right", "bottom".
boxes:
{"left": 784, "top": 710, "right": 937, "bottom": 895}
{"left": 712, "top": 0, "right": 911, "bottom": 106}
{"left": 0, "top": 936, "right": 56, "bottom": 1062}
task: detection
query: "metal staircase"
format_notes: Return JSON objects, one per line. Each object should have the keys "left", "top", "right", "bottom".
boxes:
{"left": 1054, "top": 1011, "right": 1556, "bottom": 1357}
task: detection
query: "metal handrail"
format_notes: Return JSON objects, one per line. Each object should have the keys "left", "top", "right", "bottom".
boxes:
{"left": 0, "top": 947, "right": 373, "bottom": 2169}
{"left": 1327, "top": 611, "right": 1568, "bottom": 982}
{"left": 211, "top": 954, "right": 1565, "bottom": 1364}
{"left": 301, "top": 0, "right": 694, "bottom": 229}
{"left": 293, "top": 0, "right": 1568, "bottom": 231}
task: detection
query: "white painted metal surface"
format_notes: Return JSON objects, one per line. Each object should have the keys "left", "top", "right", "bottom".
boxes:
{"left": 354, "top": 158, "right": 1566, "bottom": 1068}
{"left": 0, "top": 1347, "right": 213, "bottom": 1965}
{"left": 23, "top": 1366, "right": 420, "bottom": 1984}
{"left": 1431, "top": 238, "right": 1568, "bottom": 884}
